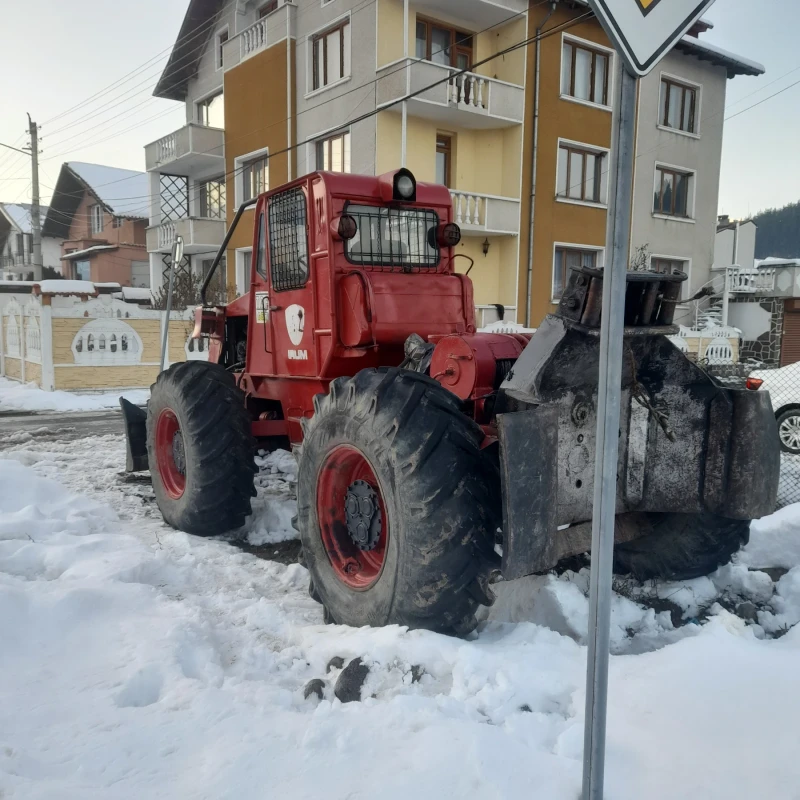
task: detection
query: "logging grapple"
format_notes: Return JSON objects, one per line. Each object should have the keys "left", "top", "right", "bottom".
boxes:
{"left": 122, "top": 168, "right": 780, "bottom": 635}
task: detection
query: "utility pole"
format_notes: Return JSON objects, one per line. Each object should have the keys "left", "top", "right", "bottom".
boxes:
{"left": 26, "top": 114, "right": 43, "bottom": 281}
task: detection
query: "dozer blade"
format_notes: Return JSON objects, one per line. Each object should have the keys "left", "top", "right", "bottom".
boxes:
{"left": 120, "top": 397, "right": 148, "bottom": 472}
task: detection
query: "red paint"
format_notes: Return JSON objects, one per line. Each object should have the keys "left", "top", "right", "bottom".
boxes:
{"left": 316, "top": 445, "right": 388, "bottom": 590}
{"left": 155, "top": 409, "right": 185, "bottom": 499}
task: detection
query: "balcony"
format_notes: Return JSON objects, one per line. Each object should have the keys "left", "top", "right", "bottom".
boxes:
{"left": 146, "top": 217, "right": 226, "bottom": 255}
{"left": 144, "top": 124, "right": 225, "bottom": 178}
{"left": 728, "top": 267, "right": 776, "bottom": 294}
{"left": 376, "top": 59, "right": 524, "bottom": 129}
{"left": 222, "top": 3, "right": 296, "bottom": 71}
{"left": 414, "top": 0, "right": 527, "bottom": 29}
{"left": 450, "top": 191, "right": 520, "bottom": 236}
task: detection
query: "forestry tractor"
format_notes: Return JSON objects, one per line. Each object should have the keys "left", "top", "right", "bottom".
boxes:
{"left": 122, "top": 168, "right": 780, "bottom": 635}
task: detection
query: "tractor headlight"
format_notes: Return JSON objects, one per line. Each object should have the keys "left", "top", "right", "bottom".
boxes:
{"left": 333, "top": 214, "right": 358, "bottom": 241}
{"left": 393, "top": 169, "right": 416, "bottom": 201}
{"left": 428, "top": 222, "right": 462, "bottom": 250}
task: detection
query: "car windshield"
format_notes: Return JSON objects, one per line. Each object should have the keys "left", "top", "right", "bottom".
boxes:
{"left": 344, "top": 204, "right": 439, "bottom": 269}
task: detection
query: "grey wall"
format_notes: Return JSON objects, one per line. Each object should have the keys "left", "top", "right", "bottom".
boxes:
{"left": 294, "top": 0, "right": 379, "bottom": 178}
{"left": 630, "top": 49, "right": 729, "bottom": 297}
{"left": 713, "top": 220, "right": 757, "bottom": 269}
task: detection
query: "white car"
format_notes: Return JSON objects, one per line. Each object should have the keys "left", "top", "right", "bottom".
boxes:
{"left": 747, "top": 361, "right": 800, "bottom": 454}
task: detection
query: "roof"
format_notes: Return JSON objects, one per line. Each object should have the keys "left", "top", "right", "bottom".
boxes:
{"left": 154, "top": 0, "right": 224, "bottom": 101}
{"left": 34, "top": 280, "right": 98, "bottom": 296}
{"left": 717, "top": 218, "right": 758, "bottom": 233}
{"left": 42, "top": 162, "right": 149, "bottom": 238}
{"left": 0, "top": 203, "right": 51, "bottom": 235}
{"left": 674, "top": 38, "right": 765, "bottom": 78}
{"left": 756, "top": 258, "right": 800, "bottom": 268}
{"left": 60, "top": 245, "right": 119, "bottom": 261}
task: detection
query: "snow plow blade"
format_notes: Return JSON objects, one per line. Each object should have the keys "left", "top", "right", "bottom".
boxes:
{"left": 120, "top": 397, "right": 148, "bottom": 472}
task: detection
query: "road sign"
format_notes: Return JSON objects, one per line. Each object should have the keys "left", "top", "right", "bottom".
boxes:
{"left": 588, "top": 0, "right": 717, "bottom": 76}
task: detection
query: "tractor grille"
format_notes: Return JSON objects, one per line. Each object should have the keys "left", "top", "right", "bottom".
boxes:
{"left": 344, "top": 204, "right": 440, "bottom": 272}
{"left": 269, "top": 188, "right": 309, "bottom": 293}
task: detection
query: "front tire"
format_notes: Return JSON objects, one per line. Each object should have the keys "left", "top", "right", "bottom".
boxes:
{"left": 613, "top": 512, "right": 750, "bottom": 581}
{"left": 147, "top": 361, "right": 256, "bottom": 535}
{"left": 297, "top": 368, "right": 500, "bottom": 635}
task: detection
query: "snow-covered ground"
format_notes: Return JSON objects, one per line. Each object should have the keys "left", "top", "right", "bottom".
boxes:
{"left": 0, "top": 378, "right": 148, "bottom": 413}
{"left": 0, "top": 427, "right": 799, "bottom": 799}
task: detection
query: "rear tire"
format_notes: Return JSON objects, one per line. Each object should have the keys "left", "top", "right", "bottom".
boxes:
{"left": 297, "top": 368, "right": 500, "bottom": 635}
{"left": 613, "top": 512, "right": 750, "bottom": 581}
{"left": 776, "top": 408, "right": 800, "bottom": 454}
{"left": 147, "top": 361, "right": 256, "bottom": 535}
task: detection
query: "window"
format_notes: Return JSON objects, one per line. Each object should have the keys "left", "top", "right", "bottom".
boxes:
{"left": 15, "top": 233, "right": 23, "bottom": 255}
{"left": 312, "top": 19, "right": 351, "bottom": 90}
{"left": 345, "top": 205, "right": 440, "bottom": 269}
{"left": 654, "top": 166, "right": 692, "bottom": 217}
{"left": 415, "top": 19, "right": 473, "bottom": 69}
{"left": 236, "top": 248, "right": 253, "bottom": 295}
{"left": 435, "top": 135, "right": 452, "bottom": 187}
{"left": 259, "top": 1, "right": 278, "bottom": 17}
{"left": 217, "top": 29, "right": 228, "bottom": 69}
{"left": 199, "top": 178, "right": 226, "bottom": 218}
{"left": 268, "top": 189, "right": 309, "bottom": 291}
{"left": 25, "top": 233, "right": 33, "bottom": 254}
{"left": 75, "top": 260, "right": 91, "bottom": 281}
{"left": 553, "top": 246, "right": 599, "bottom": 300}
{"left": 113, "top": 216, "right": 123, "bottom": 228}
{"left": 651, "top": 257, "right": 687, "bottom": 275}
{"left": 90, "top": 204, "right": 103, "bottom": 234}
{"left": 557, "top": 143, "right": 605, "bottom": 204}
{"left": 660, "top": 78, "right": 698, "bottom": 134}
{"left": 316, "top": 131, "right": 350, "bottom": 173}
{"left": 242, "top": 155, "right": 269, "bottom": 202}
{"left": 197, "top": 92, "right": 224, "bottom": 128}
{"left": 561, "top": 38, "right": 609, "bottom": 106}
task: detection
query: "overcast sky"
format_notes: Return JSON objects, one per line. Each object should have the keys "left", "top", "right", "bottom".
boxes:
{"left": 0, "top": 0, "right": 797, "bottom": 218}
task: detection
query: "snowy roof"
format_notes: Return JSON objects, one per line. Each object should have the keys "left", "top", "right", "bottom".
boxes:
{"left": 66, "top": 162, "right": 150, "bottom": 219}
{"left": 674, "top": 38, "right": 764, "bottom": 77}
{"left": 34, "top": 280, "right": 98, "bottom": 296}
{"left": 756, "top": 257, "right": 800, "bottom": 268}
{"left": 0, "top": 203, "right": 51, "bottom": 235}
{"left": 60, "top": 245, "right": 119, "bottom": 261}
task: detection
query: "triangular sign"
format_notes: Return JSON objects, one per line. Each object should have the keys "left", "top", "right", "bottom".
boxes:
{"left": 587, "top": 0, "right": 717, "bottom": 76}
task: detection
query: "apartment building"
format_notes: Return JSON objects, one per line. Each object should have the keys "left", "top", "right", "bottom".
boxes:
{"left": 148, "top": 0, "right": 762, "bottom": 327}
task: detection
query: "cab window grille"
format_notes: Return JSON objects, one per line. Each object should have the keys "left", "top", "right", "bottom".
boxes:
{"left": 345, "top": 204, "right": 439, "bottom": 271}
{"left": 268, "top": 188, "right": 309, "bottom": 292}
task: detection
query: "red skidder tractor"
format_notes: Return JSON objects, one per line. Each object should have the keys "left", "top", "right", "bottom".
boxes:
{"left": 122, "top": 168, "right": 780, "bottom": 635}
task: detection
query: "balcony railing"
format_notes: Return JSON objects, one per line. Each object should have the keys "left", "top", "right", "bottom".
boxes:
{"left": 223, "top": 3, "right": 296, "bottom": 70}
{"left": 376, "top": 59, "right": 524, "bottom": 128}
{"left": 450, "top": 191, "right": 520, "bottom": 235}
{"left": 728, "top": 266, "right": 776, "bottom": 294}
{"left": 146, "top": 217, "right": 226, "bottom": 254}
{"left": 145, "top": 123, "right": 225, "bottom": 176}
{"left": 0, "top": 254, "right": 26, "bottom": 268}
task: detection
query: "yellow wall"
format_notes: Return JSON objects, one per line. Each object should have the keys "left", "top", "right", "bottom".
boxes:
{"left": 377, "top": 0, "right": 405, "bottom": 67}
{"left": 23, "top": 362, "right": 41, "bottom": 385}
{"left": 169, "top": 319, "right": 195, "bottom": 363}
{"left": 4, "top": 357, "right": 21, "bottom": 380}
{"left": 51, "top": 318, "right": 161, "bottom": 364}
{"left": 518, "top": 5, "right": 614, "bottom": 326}
{"left": 455, "top": 236, "right": 518, "bottom": 309}
{"left": 383, "top": 114, "right": 520, "bottom": 199}
{"left": 224, "top": 39, "right": 294, "bottom": 286}
{"left": 474, "top": 17, "right": 527, "bottom": 86}
{"left": 54, "top": 366, "right": 160, "bottom": 391}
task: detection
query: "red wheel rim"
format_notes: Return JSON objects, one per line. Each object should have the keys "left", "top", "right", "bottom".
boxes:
{"left": 316, "top": 446, "right": 389, "bottom": 590}
{"left": 155, "top": 408, "right": 186, "bottom": 499}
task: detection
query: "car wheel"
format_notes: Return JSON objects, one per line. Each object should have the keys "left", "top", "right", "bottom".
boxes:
{"left": 777, "top": 409, "right": 800, "bottom": 455}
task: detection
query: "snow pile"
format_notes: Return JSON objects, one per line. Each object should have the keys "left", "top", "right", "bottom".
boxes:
{"left": 740, "top": 504, "right": 800, "bottom": 570}
{"left": 0, "top": 378, "right": 148, "bottom": 413}
{"left": 36, "top": 279, "right": 96, "bottom": 295}
{"left": 241, "top": 449, "right": 298, "bottom": 545}
{"left": 1, "top": 427, "right": 800, "bottom": 798}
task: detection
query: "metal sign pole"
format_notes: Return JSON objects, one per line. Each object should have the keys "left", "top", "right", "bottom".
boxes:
{"left": 160, "top": 237, "right": 184, "bottom": 374}
{"left": 581, "top": 62, "right": 638, "bottom": 800}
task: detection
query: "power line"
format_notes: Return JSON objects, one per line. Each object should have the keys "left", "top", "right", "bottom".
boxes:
{"left": 725, "top": 76, "right": 800, "bottom": 121}
{"left": 0, "top": 142, "right": 30, "bottom": 156}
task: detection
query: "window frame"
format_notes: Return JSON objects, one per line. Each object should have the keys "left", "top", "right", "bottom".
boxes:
{"left": 435, "top": 134, "right": 453, "bottom": 188}
{"left": 653, "top": 163, "right": 695, "bottom": 220}
{"left": 650, "top": 254, "right": 692, "bottom": 298}
{"left": 552, "top": 244, "right": 603, "bottom": 302}
{"left": 235, "top": 147, "right": 270, "bottom": 205}
{"left": 560, "top": 34, "right": 613, "bottom": 109}
{"left": 90, "top": 204, "right": 104, "bottom": 235}
{"left": 315, "top": 130, "right": 351, "bottom": 173}
{"left": 199, "top": 176, "right": 227, "bottom": 219}
{"left": 112, "top": 216, "right": 123, "bottom": 229}
{"left": 311, "top": 18, "right": 351, "bottom": 91}
{"left": 415, "top": 17, "right": 474, "bottom": 69}
{"left": 556, "top": 139, "right": 608, "bottom": 206}
{"left": 258, "top": 0, "right": 278, "bottom": 18}
{"left": 196, "top": 90, "right": 224, "bottom": 128}
{"left": 659, "top": 73, "right": 701, "bottom": 136}
{"left": 216, "top": 26, "right": 229, "bottom": 70}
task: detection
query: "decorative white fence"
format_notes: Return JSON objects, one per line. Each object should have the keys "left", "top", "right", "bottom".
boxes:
{"left": 728, "top": 266, "right": 776, "bottom": 294}
{"left": 240, "top": 18, "right": 268, "bottom": 60}
{"left": 451, "top": 192, "right": 486, "bottom": 227}
{"left": 449, "top": 72, "right": 487, "bottom": 109}
{"left": 156, "top": 132, "right": 176, "bottom": 163}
